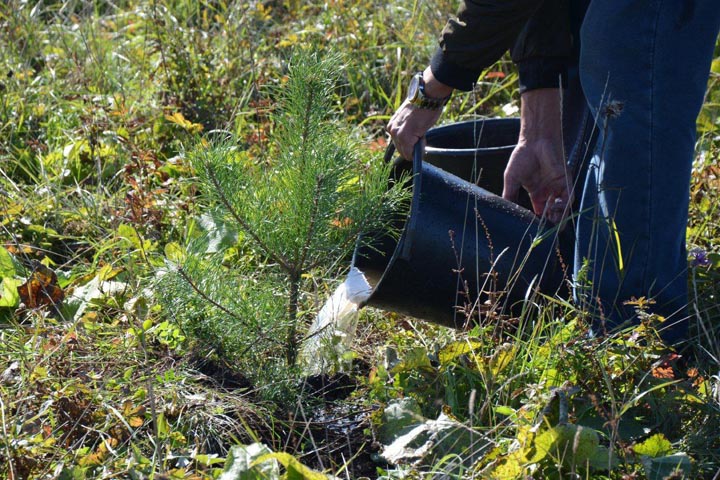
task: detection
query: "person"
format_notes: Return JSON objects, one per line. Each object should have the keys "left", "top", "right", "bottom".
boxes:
{"left": 387, "top": 0, "right": 720, "bottom": 344}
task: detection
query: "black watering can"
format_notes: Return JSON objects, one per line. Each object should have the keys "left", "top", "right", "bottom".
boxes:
{"left": 352, "top": 118, "right": 573, "bottom": 329}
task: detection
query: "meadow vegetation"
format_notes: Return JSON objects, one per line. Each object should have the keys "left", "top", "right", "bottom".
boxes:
{"left": 1, "top": 1, "right": 720, "bottom": 478}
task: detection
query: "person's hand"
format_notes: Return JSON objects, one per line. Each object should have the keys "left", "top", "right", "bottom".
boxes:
{"left": 503, "top": 138, "right": 571, "bottom": 223}
{"left": 502, "top": 89, "right": 572, "bottom": 224}
{"left": 386, "top": 68, "right": 453, "bottom": 160}
{"left": 386, "top": 101, "right": 442, "bottom": 160}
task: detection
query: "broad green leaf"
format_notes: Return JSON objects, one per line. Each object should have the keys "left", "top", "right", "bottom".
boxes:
{"left": 57, "top": 466, "right": 87, "bottom": 480}
{"left": 156, "top": 412, "right": 169, "bottom": 436}
{"left": 25, "top": 223, "right": 60, "bottom": 238}
{"left": 379, "top": 398, "right": 424, "bottom": 444}
{"left": 542, "top": 367, "right": 564, "bottom": 388}
{"left": 711, "top": 58, "right": 720, "bottom": 74}
{"left": 522, "top": 424, "right": 599, "bottom": 465}
{"left": 0, "top": 277, "right": 21, "bottom": 307}
{"left": 164, "top": 242, "right": 186, "bottom": 264}
{"left": 193, "top": 453, "right": 225, "bottom": 466}
{"left": 489, "top": 450, "right": 526, "bottom": 479}
{"left": 522, "top": 426, "right": 561, "bottom": 463}
{"left": 633, "top": 433, "right": 672, "bottom": 458}
{"left": 641, "top": 453, "right": 692, "bottom": 480}
{"left": 493, "top": 405, "right": 516, "bottom": 417}
{"left": 117, "top": 223, "right": 154, "bottom": 252}
{"left": 0, "top": 247, "right": 15, "bottom": 277}
{"left": 335, "top": 175, "right": 359, "bottom": 193}
{"left": 0, "top": 203, "right": 23, "bottom": 227}
{"left": 254, "top": 452, "right": 329, "bottom": 480}
{"left": 588, "top": 445, "right": 620, "bottom": 471}
{"left": 30, "top": 365, "right": 49, "bottom": 381}
{"left": 97, "top": 264, "right": 120, "bottom": 282}
{"left": 392, "top": 347, "right": 432, "bottom": 373}
{"left": 65, "top": 275, "right": 128, "bottom": 320}
{"left": 220, "top": 443, "right": 278, "bottom": 480}
{"left": 489, "top": 344, "right": 516, "bottom": 377}
{"left": 63, "top": 139, "right": 89, "bottom": 160}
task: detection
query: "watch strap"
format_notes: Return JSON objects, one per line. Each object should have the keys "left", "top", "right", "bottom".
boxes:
{"left": 409, "top": 73, "right": 451, "bottom": 110}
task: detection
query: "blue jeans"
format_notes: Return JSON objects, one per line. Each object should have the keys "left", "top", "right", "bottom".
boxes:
{"left": 565, "top": 0, "right": 720, "bottom": 344}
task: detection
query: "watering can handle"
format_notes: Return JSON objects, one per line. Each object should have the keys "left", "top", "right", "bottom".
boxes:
{"left": 383, "top": 139, "right": 424, "bottom": 171}
{"left": 383, "top": 140, "right": 396, "bottom": 164}
{"left": 383, "top": 139, "right": 423, "bottom": 261}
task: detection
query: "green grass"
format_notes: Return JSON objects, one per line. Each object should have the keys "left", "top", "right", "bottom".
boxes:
{"left": 1, "top": 1, "right": 719, "bottom": 479}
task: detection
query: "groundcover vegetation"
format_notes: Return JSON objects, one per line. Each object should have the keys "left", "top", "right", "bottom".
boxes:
{"left": 1, "top": 1, "right": 720, "bottom": 479}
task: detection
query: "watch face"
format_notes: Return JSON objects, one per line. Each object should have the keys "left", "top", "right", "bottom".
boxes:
{"left": 407, "top": 75, "right": 420, "bottom": 102}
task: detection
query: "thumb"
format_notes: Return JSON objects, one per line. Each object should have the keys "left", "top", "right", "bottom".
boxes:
{"left": 502, "top": 172, "right": 521, "bottom": 204}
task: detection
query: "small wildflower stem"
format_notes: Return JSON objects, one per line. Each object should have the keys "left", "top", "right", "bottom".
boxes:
{"left": 0, "top": 396, "right": 14, "bottom": 479}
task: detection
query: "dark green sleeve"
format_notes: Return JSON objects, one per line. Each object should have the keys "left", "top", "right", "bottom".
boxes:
{"left": 430, "top": 0, "right": 571, "bottom": 92}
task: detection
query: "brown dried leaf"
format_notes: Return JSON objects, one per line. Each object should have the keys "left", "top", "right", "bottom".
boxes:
{"left": 17, "top": 263, "right": 64, "bottom": 308}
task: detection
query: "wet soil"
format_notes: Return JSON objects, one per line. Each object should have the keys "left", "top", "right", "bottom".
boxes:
{"left": 190, "top": 354, "right": 383, "bottom": 478}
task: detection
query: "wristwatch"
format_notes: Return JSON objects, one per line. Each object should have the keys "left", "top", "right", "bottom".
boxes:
{"left": 406, "top": 72, "right": 451, "bottom": 110}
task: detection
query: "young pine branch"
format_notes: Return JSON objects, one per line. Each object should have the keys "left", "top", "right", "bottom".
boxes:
{"left": 176, "top": 266, "right": 283, "bottom": 355}
{"left": 298, "top": 87, "right": 315, "bottom": 165}
{"left": 203, "top": 160, "right": 295, "bottom": 275}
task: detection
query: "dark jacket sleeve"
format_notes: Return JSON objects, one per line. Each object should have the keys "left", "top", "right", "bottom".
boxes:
{"left": 430, "top": 0, "right": 571, "bottom": 92}
{"left": 511, "top": 0, "right": 572, "bottom": 93}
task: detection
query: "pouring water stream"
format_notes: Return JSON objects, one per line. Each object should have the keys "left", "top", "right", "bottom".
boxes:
{"left": 299, "top": 267, "right": 373, "bottom": 375}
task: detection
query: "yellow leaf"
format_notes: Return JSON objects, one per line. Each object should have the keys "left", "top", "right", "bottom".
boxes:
{"left": 438, "top": 340, "right": 482, "bottom": 365}
{"left": 489, "top": 343, "right": 516, "bottom": 377}
{"left": 711, "top": 58, "right": 720, "bottom": 74}
{"left": 129, "top": 416, "right": 144, "bottom": 428}
{"left": 277, "top": 33, "right": 299, "bottom": 48}
{"left": 254, "top": 452, "right": 329, "bottom": 479}
{"left": 164, "top": 112, "right": 204, "bottom": 133}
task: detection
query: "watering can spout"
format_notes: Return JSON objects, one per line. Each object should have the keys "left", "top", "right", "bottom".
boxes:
{"left": 352, "top": 118, "right": 573, "bottom": 329}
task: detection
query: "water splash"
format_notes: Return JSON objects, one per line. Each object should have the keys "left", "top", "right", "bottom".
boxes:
{"left": 299, "top": 267, "right": 373, "bottom": 375}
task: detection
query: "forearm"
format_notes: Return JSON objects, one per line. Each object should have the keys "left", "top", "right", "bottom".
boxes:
{"left": 421, "top": 67, "right": 454, "bottom": 100}
{"left": 519, "top": 88, "right": 562, "bottom": 143}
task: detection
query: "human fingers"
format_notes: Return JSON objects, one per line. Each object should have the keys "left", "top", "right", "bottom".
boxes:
{"left": 538, "top": 176, "right": 573, "bottom": 225}
{"left": 386, "top": 105, "right": 416, "bottom": 160}
{"left": 502, "top": 170, "right": 522, "bottom": 204}
{"left": 551, "top": 186, "right": 574, "bottom": 225}
{"left": 386, "top": 123, "right": 419, "bottom": 161}
{"left": 545, "top": 194, "right": 569, "bottom": 225}
{"left": 386, "top": 101, "right": 442, "bottom": 161}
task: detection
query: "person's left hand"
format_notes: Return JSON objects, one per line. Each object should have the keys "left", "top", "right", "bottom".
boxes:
{"left": 503, "top": 137, "right": 571, "bottom": 224}
{"left": 502, "top": 88, "right": 572, "bottom": 224}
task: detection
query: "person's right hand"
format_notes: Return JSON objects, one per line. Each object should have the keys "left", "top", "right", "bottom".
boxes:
{"left": 386, "top": 68, "right": 453, "bottom": 160}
